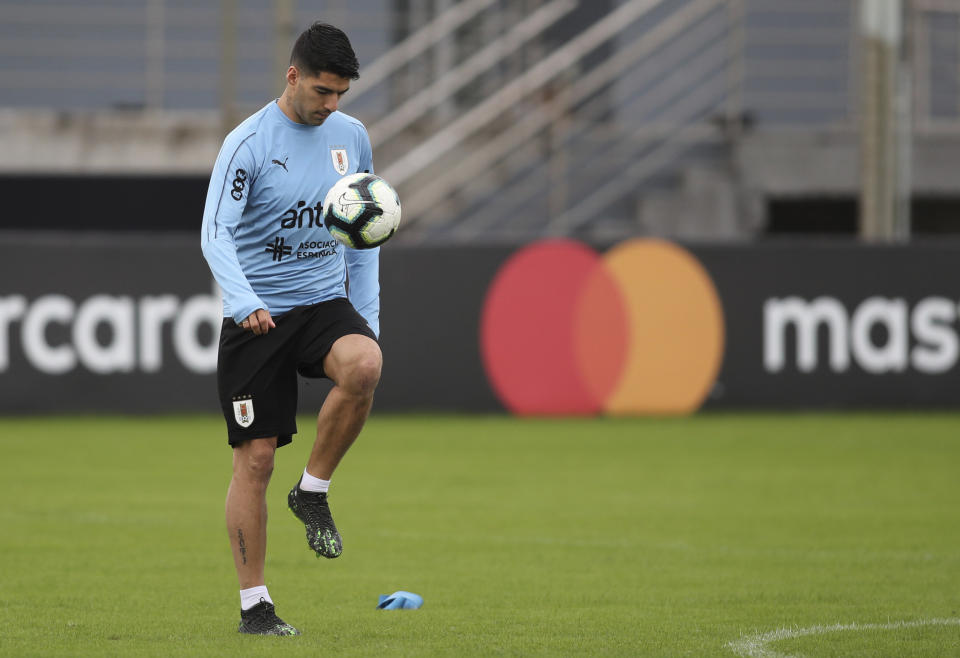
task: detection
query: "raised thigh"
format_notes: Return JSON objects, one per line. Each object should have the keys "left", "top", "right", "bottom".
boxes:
{"left": 296, "top": 298, "right": 378, "bottom": 381}
{"left": 321, "top": 333, "right": 382, "bottom": 389}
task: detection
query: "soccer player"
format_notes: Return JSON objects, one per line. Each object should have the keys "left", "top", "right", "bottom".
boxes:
{"left": 200, "top": 23, "right": 382, "bottom": 636}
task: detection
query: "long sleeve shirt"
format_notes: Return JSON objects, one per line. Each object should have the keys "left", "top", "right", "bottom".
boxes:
{"left": 201, "top": 100, "right": 380, "bottom": 336}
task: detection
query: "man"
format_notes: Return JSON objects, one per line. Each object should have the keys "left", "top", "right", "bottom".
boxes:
{"left": 200, "top": 22, "right": 382, "bottom": 636}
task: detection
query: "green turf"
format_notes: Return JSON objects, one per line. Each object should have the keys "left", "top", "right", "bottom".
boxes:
{"left": 0, "top": 413, "right": 958, "bottom": 656}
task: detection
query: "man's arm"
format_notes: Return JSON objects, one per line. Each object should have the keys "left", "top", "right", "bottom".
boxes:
{"left": 200, "top": 134, "right": 273, "bottom": 331}
{"left": 345, "top": 124, "right": 381, "bottom": 337}
{"left": 345, "top": 247, "right": 380, "bottom": 337}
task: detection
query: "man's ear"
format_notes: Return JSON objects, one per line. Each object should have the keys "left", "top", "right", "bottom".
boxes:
{"left": 285, "top": 65, "right": 299, "bottom": 87}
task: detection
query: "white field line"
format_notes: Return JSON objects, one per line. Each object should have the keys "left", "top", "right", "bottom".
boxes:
{"left": 727, "top": 618, "right": 960, "bottom": 658}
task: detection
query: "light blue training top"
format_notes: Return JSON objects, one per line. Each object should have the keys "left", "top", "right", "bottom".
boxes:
{"left": 201, "top": 100, "right": 380, "bottom": 336}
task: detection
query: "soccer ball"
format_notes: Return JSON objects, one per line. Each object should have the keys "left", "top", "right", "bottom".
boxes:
{"left": 323, "top": 173, "right": 401, "bottom": 249}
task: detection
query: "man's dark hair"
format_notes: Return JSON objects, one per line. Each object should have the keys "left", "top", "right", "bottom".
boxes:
{"left": 290, "top": 22, "right": 359, "bottom": 80}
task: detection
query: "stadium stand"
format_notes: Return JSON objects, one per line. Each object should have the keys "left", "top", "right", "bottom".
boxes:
{"left": 1, "top": 0, "right": 958, "bottom": 240}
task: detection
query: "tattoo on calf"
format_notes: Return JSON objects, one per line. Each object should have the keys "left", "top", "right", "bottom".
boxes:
{"left": 238, "top": 528, "right": 248, "bottom": 565}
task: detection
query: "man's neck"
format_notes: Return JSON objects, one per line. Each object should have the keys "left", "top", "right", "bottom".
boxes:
{"left": 276, "top": 94, "right": 303, "bottom": 124}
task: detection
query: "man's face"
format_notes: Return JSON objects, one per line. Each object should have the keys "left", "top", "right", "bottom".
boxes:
{"left": 289, "top": 69, "right": 351, "bottom": 126}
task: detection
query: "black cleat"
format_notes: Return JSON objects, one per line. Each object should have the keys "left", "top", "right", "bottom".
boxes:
{"left": 288, "top": 478, "right": 343, "bottom": 559}
{"left": 237, "top": 599, "right": 300, "bottom": 636}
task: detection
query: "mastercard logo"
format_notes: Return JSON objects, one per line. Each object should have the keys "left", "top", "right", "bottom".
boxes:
{"left": 480, "top": 238, "right": 725, "bottom": 416}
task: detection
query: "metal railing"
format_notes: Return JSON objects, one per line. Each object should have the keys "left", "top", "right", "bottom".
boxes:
{"left": 364, "top": 0, "right": 578, "bottom": 146}
{"left": 403, "top": 0, "right": 730, "bottom": 238}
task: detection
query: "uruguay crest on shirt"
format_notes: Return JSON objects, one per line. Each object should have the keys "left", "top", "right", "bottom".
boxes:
{"left": 331, "top": 147, "right": 348, "bottom": 175}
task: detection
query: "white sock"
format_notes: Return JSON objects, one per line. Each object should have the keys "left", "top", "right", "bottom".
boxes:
{"left": 240, "top": 585, "right": 272, "bottom": 611}
{"left": 299, "top": 468, "right": 330, "bottom": 493}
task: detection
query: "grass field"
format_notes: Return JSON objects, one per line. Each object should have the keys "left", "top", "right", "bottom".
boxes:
{"left": 1, "top": 413, "right": 958, "bottom": 657}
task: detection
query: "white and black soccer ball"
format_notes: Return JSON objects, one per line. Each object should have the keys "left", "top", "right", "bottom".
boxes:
{"left": 322, "top": 173, "right": 401, "bottom": 249}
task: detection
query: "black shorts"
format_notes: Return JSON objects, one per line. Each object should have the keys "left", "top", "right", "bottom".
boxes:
{"left": 217, "top": 297, "right": 377, "bottom": 448}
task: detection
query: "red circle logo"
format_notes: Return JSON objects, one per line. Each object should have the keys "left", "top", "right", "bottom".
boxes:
{"left": 480, "top": 238, "right": 725, "bottom": 415}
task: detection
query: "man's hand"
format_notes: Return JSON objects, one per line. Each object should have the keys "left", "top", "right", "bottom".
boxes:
{"left": 239, "top": 309, "right": 276, "bottom": 336}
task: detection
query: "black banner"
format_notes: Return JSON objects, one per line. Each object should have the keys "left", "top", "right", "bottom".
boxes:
{"left": 0, "top": 233, "right": 221, "bottom": 413}
{"left": 2, "top": 234, "right": 959, "bottom": 414}
{"left": 699, "top": 242, "right": 960, "bottom": 408}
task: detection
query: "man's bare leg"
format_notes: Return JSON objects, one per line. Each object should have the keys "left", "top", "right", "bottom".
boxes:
{"left": 307, "top": 334, "right": 382, "bottom": 479}
{"left": 228, "top": 436, "right": 301, "bottom": 635}
{"left": 288, "top": 334, "right": 381, "bottom": 558}
{"left": 226, "top": 436, "right": 277, "bottom": 588}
